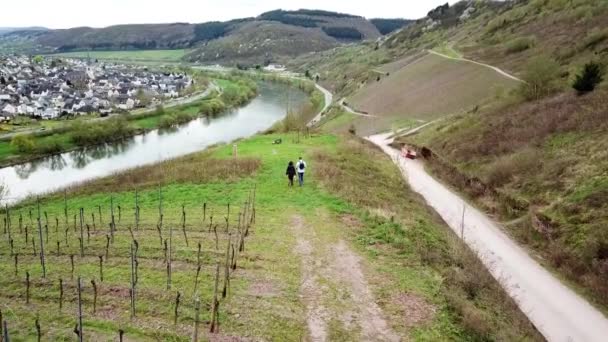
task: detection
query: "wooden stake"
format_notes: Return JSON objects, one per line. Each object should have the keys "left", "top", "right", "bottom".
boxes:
{"left": 210, "top": 263, "right": 220, "bottom": 333}
{"left": 167, "top": 222, "right": 173, "bottom": 290}
{"left": 2, "top": 319, "right": 9, "bottom": 342}
{"left": 99, "top": 256, "right": 104, "bottom": 282}
{"left": 25, "top": 271, "right": 30, "bottom": 304}
{"left": 222, "top": 234, "right": 231, "bottom": 298}
{"left": 37, "top": 198, "right": 46, "bottom": 278}
{"left": 202, "top": 203, "right": 207, "bottom": 228}
{"left": 91, "top": 280, "right": 97, "bottom": 314}
{"left": 174, "top": 291, "right": 181, "bottom": 325}
{"left": 76, "top": 277, "right": 83, "bottom": 342}
{"left": 110, "top": 197, "right": 115, "bottom": 243}
{"left": 134, "top": 190, "right": 139, "bottom": 231}
{"left": 64, "top": 227, "right": 69, "bottom": 247}
{"left": 64, "top": 190, "right": 68, "bottom": 229}
{"left": 193, "top": 297, "right": 201, "bottom": 342}
{"left": 14, "top": 253, "right": 18, "bottom": 276}
{"left": 70, "top": 255, "right": 75, "bottom": 280}
{"left": 130, "top": 243, "right": 136, "bottom": 319}
{"left": 59, "top": 278, "right": 63, "bottom": 310}
{"left": 182, "top": 205, "right": 189, "bottom": 246}
{"left": 105, "top": 235, "right": 110, "bottom": 260}
{"left": 79, "top": 208, "right": 84, "bottom": 257}
{"left": 35, "top": 318, "right": 41, "bottom": 342}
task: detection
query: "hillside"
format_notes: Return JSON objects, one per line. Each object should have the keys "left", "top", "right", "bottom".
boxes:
{"left": 184, "top": 21, "right": 340, "bottom": 65}
{"left": 0, "top": 10, "right": 412, "bottom": 66}
{"left": 295, "top": 0, "right": 608, "bottom": 311}
{"left": 0, "top": 130, "right": 542, "bottom": 340}
{"left": 348, "top": 51, "right": 518, "bottom": 135}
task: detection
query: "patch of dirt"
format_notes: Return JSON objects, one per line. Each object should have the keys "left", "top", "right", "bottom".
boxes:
{"left": 207, "top": 333, "right": 254, "bottom": 342}
{"left": 392, "top": 293, "right": 436, "bottom": 328}
{"left": 96, "top": 304, "right": 121, "bottom": 320}
{"left": 101, "top": 285, "right": 130, "bottom": 298}
{"left": 247, "top": 280, "right": 281, "bottom": 298}
{"left": 290, "top": 215, "right": 329, "bottom": 342}
{"left": 340, "top": 214, "right": 363, "bottom": 229}
{"left": 330, "top": 240, "right": 400, "bottom": 342}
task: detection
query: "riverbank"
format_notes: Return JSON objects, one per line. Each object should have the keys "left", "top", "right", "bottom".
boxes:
{"left": 0, "top": 76, "right": 258, "bottom": 168}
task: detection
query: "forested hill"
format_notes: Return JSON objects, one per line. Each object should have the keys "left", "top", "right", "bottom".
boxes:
{"left": 0, "top": 9, "right": 412, "bottom": 64}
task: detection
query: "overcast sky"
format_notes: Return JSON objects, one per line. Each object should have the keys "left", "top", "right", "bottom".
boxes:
{"left": 1, "top": 0, "right": 456, "bottom": 29}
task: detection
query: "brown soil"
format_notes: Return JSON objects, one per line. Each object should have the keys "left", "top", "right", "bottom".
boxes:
{"left": 392, "top": 293, "right": 436, "bottom": 328}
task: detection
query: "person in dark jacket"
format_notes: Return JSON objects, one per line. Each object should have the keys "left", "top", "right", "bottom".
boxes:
{"left": 286, "top": 161, "right": 296, "bottom": 187}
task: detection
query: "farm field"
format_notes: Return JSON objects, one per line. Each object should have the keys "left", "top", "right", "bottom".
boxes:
{"left": 347, "top": 52, "right": 519, "bottom": 135}
{"left": 0, "top": 132, "right": 541, "bottom": 341}
{"left": 49, "top": 50, "right": 189, "bottom": 63}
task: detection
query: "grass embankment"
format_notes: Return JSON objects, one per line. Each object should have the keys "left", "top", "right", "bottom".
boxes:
{"left": 0, "top": 131, "right": 540, "bottom": 340}
{"left": 399, "top": 86, "right": 608, "bottom": 312}
{"left": 0, "top": 77, "right": 258, "bottom": 167}
{"left": 49, "top": 49, "right": 189, "bottom": 64}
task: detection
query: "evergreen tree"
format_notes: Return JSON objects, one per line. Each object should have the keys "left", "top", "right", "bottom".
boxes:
{"left": 573, "top": 62, "right": 604, "bottom": 95}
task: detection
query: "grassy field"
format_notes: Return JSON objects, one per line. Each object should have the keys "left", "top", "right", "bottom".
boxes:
{"left": 0, "top": 130, "right": 541, "bottom": 340}
{"left": 49, "top": 50, "right": 189, "bottom": 63}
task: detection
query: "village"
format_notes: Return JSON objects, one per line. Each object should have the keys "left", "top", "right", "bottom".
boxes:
{"left": 0, "top": 55, "right": 194, "bottom": 121}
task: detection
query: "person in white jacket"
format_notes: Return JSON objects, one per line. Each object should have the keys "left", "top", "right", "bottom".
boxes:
{"left": 295, "top": 157, "right": 307, "bottom": 186}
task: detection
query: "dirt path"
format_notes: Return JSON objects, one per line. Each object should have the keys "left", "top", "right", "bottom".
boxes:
{"left": 307, "top": 84, "right": 334, "bottom": 127}
{"left": 339, "top": 98, "right": 377, "bottom": 118}
{"left": 291, "top": 215, "right": 329, "bottom": 341}
{"left": 367, "top": 131, "right": 608, "bottom": 342}
{"left": 427, "top": 49, "right": 523, "bottom": 83}
{"left": 290, "top": 215, "right": 400, "bottom": 341}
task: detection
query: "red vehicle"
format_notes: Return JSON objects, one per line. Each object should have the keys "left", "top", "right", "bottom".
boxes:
{"left": 401, "top": 147, "right": 417, "bottom": 160}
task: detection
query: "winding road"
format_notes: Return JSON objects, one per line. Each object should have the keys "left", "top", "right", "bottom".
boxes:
{"left": 367, "top": 131, "right": 608, "bottom": 342}
{"left": 307, "top": 83, "right": 333, "bottom": 127}
{"left": 427, "top": 49, "right": 524, "bottom": 83}
{"left": 339, "top": 98, "right": 377, "bottom": 118}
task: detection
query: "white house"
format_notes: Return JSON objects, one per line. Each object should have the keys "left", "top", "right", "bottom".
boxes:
{"left": 2, "top": 103, "right": 16, "bottom": 115}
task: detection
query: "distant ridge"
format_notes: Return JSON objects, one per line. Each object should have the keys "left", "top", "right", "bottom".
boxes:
{"left": 0, "top": 9, "right": 412, "bottom": 65}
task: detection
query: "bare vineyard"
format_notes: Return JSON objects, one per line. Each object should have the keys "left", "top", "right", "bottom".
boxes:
{"left": 0, "top": 184, "right": 257, "bottom": 341}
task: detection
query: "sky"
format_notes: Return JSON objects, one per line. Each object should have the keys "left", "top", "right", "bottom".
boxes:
{"left": 0, "top": 0, "right": 456, "bottom": 29}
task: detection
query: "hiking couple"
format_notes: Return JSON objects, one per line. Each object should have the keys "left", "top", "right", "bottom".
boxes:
{"left": 285, "top": 157, "right": 307, "bottom": 187}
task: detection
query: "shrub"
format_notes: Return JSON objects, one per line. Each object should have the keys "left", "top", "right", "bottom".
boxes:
{"left": 159, "top": 112, "right": 193, "bottom": 128}
{"left": 573, "top": 62, "right": 604, "bottom": 94}
{"left": 11, "top": 134, "right": 36, "bottom": 153}
{"left": 505, "top": 36, "right": 535, "bottom": 54}
{"left": 519, "top": 56, "right": 561, "bottom": 100}
{"left": 70, "top": 116, "right": 135, "bottom": 146}
{"left": 35, "top": 135, "right": 63, "bottom": 154}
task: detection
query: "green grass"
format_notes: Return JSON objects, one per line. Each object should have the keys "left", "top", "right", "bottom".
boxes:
{"left": 49, "top": 49, "right": 189, "bottom": 62}
{"left": 0, "top": 131, "right": 540, "bottom": 340}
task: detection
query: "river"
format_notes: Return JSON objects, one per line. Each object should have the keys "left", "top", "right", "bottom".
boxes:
{"left": 1, "top": 82, "right": 307, "bottom": 203}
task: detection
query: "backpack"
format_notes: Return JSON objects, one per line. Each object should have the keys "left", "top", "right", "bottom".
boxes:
{"left": 299, "top": 161, "right": 305, "bottom": 171}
